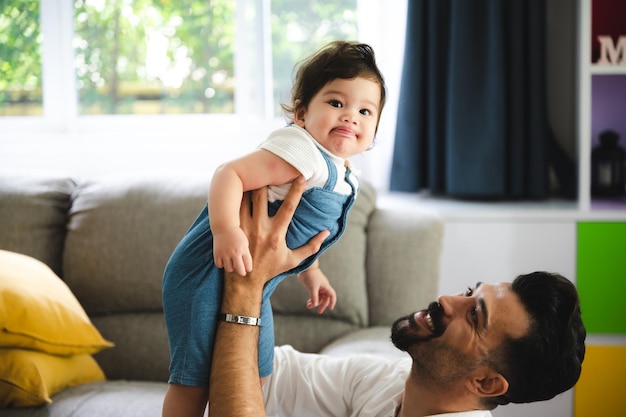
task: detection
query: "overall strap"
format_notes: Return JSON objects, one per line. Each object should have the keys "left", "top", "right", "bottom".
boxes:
{"left": 318, "top": 149, "right": 339, "bottom": 191}
{"left": 344, "top": 165, "right": 357, "bottom": 196}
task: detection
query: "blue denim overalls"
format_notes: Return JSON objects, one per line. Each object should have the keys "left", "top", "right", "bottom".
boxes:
{"left": 162, "top": 148, "right": 357, "bottom": 387}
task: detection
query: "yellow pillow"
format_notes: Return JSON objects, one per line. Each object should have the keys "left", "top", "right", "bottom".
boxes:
{"left": 0, "top": 250, "right": 114, "bottom": 355}
{"left": 0, "top": 348, "right": 105, "bottom": 407}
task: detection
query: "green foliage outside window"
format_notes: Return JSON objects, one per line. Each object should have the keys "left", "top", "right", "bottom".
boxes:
{"left": 74, "top": 0, "right": 236, "bottom": 115}
{"left": 0, "top": 0, "right": 357, "bottom": 117}
{"left": 0, "top": 0, "right": 42, "bottom": 115}
{"left": 271, "top": 0, "right": 357, "bottom": 116}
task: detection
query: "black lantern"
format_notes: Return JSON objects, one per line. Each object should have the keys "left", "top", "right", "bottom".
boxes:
{"left": 591, "top": 129, "right": 625, "bottom": 197}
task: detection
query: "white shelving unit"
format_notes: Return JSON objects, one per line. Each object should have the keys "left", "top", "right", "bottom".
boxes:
{"left": 579, "top": 0, "right": 626, "bottom": 214}
{"left": 578, "top": 0, "right": 593, "bottom": 213}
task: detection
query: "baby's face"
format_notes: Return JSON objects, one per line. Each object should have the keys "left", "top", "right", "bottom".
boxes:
{"left": 294, "top": 77, "right": 381, "bottom": 159}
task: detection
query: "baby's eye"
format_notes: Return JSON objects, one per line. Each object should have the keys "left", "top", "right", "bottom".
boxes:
{"left": 360, "top": 108, "right": 371, "bottom": 116}
{"left": 328, "top": 100, "right": 342, "bottom": 108}
{"left": 464, "top": 287, "right": 474, "bottom": 297}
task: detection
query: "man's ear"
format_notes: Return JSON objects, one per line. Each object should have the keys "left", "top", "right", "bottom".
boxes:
{"left": 466, "top": 367, "right": 509, "bottom": 398}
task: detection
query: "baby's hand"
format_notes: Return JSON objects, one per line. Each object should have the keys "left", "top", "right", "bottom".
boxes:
{"left": 298, "top": 267, "right": 337, "bottom": 314}
{"left": 213, "top": 226, "right": 253, "bottom": 277}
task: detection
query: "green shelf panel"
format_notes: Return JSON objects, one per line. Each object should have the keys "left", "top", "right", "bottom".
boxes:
{"left": 577, "top": 222, "right": 626, "bottom": 334}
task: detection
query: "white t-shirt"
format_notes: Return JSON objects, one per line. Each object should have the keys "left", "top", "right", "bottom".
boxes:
{"left": 263, "top": 345, "right": 493, "bottom": 417}
{"left": 259, "top": 125, "right": 357, "bottom": 202}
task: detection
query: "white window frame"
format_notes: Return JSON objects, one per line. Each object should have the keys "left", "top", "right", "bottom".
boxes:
{"left": 1, "top": 0, "right": 407, "bottom": 191}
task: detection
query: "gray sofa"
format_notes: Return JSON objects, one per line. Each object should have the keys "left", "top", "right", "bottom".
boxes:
{"left": 0, "top": 173, "right": 443, "bottom": 416}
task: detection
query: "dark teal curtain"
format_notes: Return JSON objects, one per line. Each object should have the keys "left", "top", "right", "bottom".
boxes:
{"left": 390, "top": 0, "right": 551, "bottom": 199}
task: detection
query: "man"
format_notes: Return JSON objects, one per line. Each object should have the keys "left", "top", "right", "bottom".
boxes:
{"left": 208, "top": 177, "right": 586, "bottom": 417}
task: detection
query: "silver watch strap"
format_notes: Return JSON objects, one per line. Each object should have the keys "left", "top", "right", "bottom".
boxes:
{"left": 220, "top": 313, "right": 261, "bottom": 326}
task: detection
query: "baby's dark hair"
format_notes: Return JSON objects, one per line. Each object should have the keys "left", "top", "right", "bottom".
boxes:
{"left": 281, "top": 40, "right": 386, "bottom": 130}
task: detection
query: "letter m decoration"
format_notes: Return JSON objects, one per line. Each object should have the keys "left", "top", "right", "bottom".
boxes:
{"left": 597, "top": 36, "right": 626, "bottom": 65}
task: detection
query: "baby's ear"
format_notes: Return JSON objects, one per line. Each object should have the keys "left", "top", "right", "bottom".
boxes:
{"left": 294, "top": 101, "right": 306, "bottom": 126}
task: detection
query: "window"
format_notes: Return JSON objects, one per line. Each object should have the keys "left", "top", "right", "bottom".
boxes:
{"left": 1, "top": 0, "right": 363, "bottom": 119}
{"left": 270, "top": 0, "right": 358, "bottom": 116}
{"left": 73, "top": 0, "right": 237, "bottom": 115}
{"left": 1, "top": 1, "right": 406, "bottom": 192}
{"left": 0, "top": 0, "right": 42, "bottom": 116}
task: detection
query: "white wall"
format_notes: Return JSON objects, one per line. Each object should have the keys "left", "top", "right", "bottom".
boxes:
{"left": 439, "top": 221, "right": 577, "bottom": 295}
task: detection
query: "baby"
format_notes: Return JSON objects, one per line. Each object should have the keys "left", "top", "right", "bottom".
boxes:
{"left": 162, "top": 40, "right": 386, "bottom": 417}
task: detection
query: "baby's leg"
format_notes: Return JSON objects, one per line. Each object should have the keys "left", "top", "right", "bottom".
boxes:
{"left": 162, "top": 384, "right": 208, "bottom": 417}
{"left": 258, "top": 289, "right": 276, "bottom": 378}
{"left": 162, "top": 378, "right": 268, "bottom": 417}
{"left": 162, "top": 233, "right": 223, "bottom": 390}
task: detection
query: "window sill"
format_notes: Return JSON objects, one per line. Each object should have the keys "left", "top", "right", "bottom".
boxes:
{"left": 378, "top": 191, "right": 626, "bottom": 222}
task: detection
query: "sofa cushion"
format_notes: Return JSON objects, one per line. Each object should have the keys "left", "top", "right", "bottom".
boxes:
{"left": 0, "top": 349, "right": 105, "bottom": 408}
{"left": 64, "top": 175, "right": 376, "bottom": 331}
{"left": 366, "top": 207, "right": 443, "bottom": 326}
{"left": 269, "top": 180, "right": 376, "bottom": 328}
{"left": 0, "top": 250, "right": 114, "bottom": 356}
{"left": 91, "top": 313, "right": 170, "bottom": 382}
{"left": 0, "top": 175, "right": 75, "bottom": 276}
{"left": 64, "top": 175, "right": 212, "bottom": 315}
{"left": 0, "top": 381, "right": 167, "bottom": 417}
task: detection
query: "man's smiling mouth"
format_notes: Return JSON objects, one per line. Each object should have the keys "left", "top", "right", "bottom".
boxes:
{"left": 424, "top": 312, "right": 436, "bottom": 333}
{"left": 425, "top": 302, "right": 445, "bottom": 336}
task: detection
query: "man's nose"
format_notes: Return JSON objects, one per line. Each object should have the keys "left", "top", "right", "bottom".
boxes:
{"left": 438, "top": 294, "right": 472, "bottom": 317}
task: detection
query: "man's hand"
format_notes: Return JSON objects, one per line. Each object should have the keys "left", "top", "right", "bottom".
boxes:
{"left": 239, "top": 176, "right": 330, "bottom": 284}
{"left": 209, "top": 177, "right": 329, "bottom": 417}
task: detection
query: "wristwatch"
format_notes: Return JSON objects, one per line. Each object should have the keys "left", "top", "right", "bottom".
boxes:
{"left": 219, "top": 313, "right": 261, "bottom": 326}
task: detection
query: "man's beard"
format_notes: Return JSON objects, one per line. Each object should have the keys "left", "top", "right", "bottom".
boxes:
{"left": 390, "top": 301, "right": 445, "bottom": 351}
{"left": 391, "top": 302, "right": 477, "bottom": 390}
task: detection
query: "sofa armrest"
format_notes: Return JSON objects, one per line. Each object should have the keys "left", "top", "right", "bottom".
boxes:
{"left": 366, "top": 207, "right": 443, "bottom": 327}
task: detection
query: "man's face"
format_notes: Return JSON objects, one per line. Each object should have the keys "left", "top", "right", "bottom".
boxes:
{"left": 391, "top": 282, "right": 530, "bottom": 388}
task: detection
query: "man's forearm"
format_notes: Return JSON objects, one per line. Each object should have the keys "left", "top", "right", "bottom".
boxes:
{"left": 208, "top": 275, "right": 266, "bottom": 417}
{"left": 208, "top": 180, "right": 325, "bottom": 416}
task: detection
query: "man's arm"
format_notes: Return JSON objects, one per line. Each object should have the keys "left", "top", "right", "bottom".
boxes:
{"left": 208, "top": 177, "right": 329, "bottom": 417}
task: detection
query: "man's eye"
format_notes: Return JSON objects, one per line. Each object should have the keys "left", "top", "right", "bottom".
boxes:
{"left": 465, "top": 287, "right": 474, "bottom": 297}
{"left": 329, "top": 100, "right": 342, "bottom": 108}
{"left": 470, "top": 308, "right": 478, "bottom": 326}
